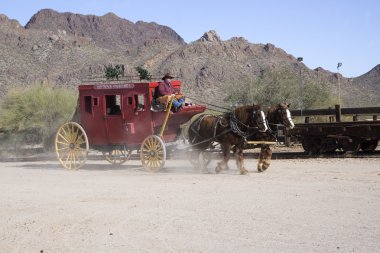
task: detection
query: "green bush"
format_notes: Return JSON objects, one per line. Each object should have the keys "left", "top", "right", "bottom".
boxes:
{"left": 0, "top": 84, "right": 77, "bottom": 150}
{"left": 135, "top": 66, "right": 152, "bottom": 81}
{"left": 105, "top": 64, "right": 124, "bottom": 80}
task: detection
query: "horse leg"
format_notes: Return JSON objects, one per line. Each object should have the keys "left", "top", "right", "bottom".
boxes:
{"left": 199, "top": 151, "right": 209, "bottom": 174}
{"left": 235, "top": 147, "right": 248, "bottom": 175}
{"left": 257, "top": 145, "right": 272, "bottom": 172}
{"left": 216, "top": 143, "right": 231, "bottom": 174}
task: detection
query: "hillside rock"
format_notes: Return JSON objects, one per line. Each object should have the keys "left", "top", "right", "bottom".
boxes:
{"left": 198, "top": 30, "right": 221, "bottom": 42}
{"left": 353, "top": 64, "right": 380, "bottom": 88}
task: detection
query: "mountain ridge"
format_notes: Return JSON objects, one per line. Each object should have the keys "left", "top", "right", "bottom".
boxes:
{"left": 0, "top": 10, "right": 379, "bottom": 107}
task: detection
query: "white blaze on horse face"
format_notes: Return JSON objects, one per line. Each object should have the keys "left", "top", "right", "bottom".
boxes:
{"left": 286, "top": 109, "right": 295, "bottom": 129}
{"left": 259, "top": 110, "right": 268, "bottom": 132}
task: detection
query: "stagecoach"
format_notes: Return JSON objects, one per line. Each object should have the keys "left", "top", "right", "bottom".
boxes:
{"left": 55, "top": 78, "right": 206, "bottom": 171}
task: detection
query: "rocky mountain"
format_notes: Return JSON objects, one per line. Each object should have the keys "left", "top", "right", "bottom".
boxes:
{"left": 0, "top": 9, "right": 379, "bottom": 107}
{"left": 351, "top": 65, "right": 380, "bottom": 105}
{"left": 25, "top": 9, "right": 185, "bottom": 49}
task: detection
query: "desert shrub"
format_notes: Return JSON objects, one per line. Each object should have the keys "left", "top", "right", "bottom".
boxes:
{"left": 0, "top": 84, "right": 77, "bottom": 150}
{"left": 105, "top": 64, "right": 124, "bottom": 80}
{"left": 135, "top": 66, "right": 152, "bottom": 81}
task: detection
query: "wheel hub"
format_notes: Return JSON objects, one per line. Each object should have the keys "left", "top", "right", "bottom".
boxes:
{"left": 149, "top": 150, "right": 156, "bottom": 157}
{"left": 69, "top": 143, "right": 75, "bottom": 150}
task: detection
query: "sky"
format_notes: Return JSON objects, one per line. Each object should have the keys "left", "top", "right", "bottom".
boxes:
{"left": 1, "top": 0, "right": 379, "bottom": 78}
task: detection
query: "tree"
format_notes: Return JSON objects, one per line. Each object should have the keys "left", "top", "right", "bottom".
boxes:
{"left": 225, "top": 68, "right": 334, "bottom": 109}
{"left": 135, "top": 66, "right": 152, "bottom": 81}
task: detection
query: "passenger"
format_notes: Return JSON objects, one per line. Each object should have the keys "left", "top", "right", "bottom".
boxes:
{"left": 155, "top": 73, "right": 185, "bottom": 112}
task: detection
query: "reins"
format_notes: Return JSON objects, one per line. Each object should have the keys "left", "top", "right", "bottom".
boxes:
{"left": 229, "top": 111, "right": 261, "bottom": 141}
{"left": 186, "top": 97, "right": 230, "bottom": 113}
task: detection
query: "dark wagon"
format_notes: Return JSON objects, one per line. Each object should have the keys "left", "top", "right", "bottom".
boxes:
{"left": 285, "top": 106, "right": 380, "bottom": 153}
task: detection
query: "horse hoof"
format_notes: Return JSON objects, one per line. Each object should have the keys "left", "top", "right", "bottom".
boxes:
{"left": 240, "top": 169, "right": 249, "bottom": 175}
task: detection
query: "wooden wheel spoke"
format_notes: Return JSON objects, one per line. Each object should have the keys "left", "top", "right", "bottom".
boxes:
{"left": 70, "top": 124, "right": 75, "bottom": 142}
{"left": 72, "top": 151, "right": 77, "bottom": 169}
{"left": 64, "top": 151, "right": 72, "bottom": 168}
{"left": 57, "top": 132, "right": 70, "bottom": 143}
{"left": 73, "top": 125, "right": 80, "bottom": 141}
{"left": 64, "top": 125, "right": 73, "bottom": 143}
{"left": 73, "top": 151, "right": 81, "bottom": 164}
{"left": 60, "top": 126, "right": 69, "bottom": 140}
{"left": 57, "top": 146, "right": 70, "bottom": 151}
{"left": 56, "top": 140, "right": 70, "bottom": 147}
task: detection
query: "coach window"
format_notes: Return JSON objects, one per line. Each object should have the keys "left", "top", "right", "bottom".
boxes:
{"left": 134, "top": 94, "right": 145, "bottom": 111}
{"left": 93, "top": 97, "right": 99, "bottom": 106}
{"left": 105, "top": 95, "right": 121, "bottom": 115}
{"left": 84, "top": 96, "right": 92, "bottom": 114}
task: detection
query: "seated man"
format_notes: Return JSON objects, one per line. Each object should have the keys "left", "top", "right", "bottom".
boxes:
{"left": 155, "top": 73, "right": 185, "bottom": 112}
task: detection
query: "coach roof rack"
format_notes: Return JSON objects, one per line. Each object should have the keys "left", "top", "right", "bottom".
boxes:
{"left": 81, "top": 75, "right": 178, "bottom": 84}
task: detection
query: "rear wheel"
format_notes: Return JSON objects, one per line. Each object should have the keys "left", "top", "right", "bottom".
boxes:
{"left": 360, "top": 140, "right": 378, "bottom": 152}
{"left": 140, "top": 135, "right": 166, "bottom": 172}
{"left": 55, "top": 122, "right": 89, "bottom": 169}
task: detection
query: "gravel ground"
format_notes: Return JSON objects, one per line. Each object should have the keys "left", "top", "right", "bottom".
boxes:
{"left": 0, "top": 158, "right": 380, "bottom": 253}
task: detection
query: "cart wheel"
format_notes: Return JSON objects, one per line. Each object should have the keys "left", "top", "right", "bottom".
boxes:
{"left": 55, "top": 122, "right": 89, "bottom": 169}
{"left": 189, "top": 150, "right": 211, "bottom": 169}
{"left": 360, "top": 140, "right": 378, "bottom": 152}
{"left": 103, "top": 148, "right": 132, "bottom": 165}
{"left": 301, "top": 137, "right": 321, "bottom": 154}
{"left": 341, "top": 137, "right": 361, "bottom": 152}
{"left": 140, "top": 135, "right": 166, "bottom": 172}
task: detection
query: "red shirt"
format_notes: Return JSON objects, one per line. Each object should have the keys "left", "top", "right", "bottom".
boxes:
{"left": 156, "top": 81, "right": 175, "bottom": 97}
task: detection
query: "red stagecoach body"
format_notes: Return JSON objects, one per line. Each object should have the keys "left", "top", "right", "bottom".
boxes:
{"left": 78, "top": 80, "right": 206, "bottom": 150}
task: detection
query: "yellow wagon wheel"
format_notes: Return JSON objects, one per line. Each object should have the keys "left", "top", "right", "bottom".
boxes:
{"left": 55, "top": 122, "right": 89, "bottom": 169}
{"left": 140, "top": 135, "right": 166, "bottom": 172}
{"left": 103, "top": 148, "right": 132, "bottom": 165}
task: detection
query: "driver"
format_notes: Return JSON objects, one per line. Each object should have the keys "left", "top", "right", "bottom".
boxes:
{"left": 155, "top": 73, "right": 185, "bottom": 112}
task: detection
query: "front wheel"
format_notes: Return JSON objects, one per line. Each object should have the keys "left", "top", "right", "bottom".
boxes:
{"left": 301, "top": 137, "right": 321, "bottom": 154}
{"left": 140, "top": 135, "right": 166, "bottom": 172}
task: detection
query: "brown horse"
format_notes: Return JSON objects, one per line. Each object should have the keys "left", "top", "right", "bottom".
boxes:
{"left": 188, "top": 104, "right": 268, "bottom": 174}
{"left": 252, "top": 103, "right": 294, "bottom": 172}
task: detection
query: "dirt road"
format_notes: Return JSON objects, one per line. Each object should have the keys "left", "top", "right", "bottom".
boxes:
{"left": 0, "top": 158, "right": 379, "bottom": 252}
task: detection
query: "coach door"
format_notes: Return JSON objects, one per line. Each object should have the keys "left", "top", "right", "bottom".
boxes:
{"left": 104, "top": 93, "right": 128, "bottom": 144}
{"left": 123, "top": 93, "right": 151, "bottom": 144}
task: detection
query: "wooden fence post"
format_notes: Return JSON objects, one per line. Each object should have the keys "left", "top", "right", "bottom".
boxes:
{"left": 335, "top": 104, "right": 341, "bottom": 122}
